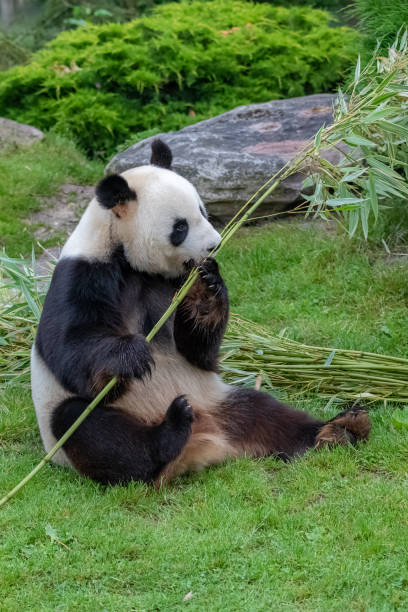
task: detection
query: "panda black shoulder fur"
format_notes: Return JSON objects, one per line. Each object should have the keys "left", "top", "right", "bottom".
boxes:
{"left": 31, "top": 140, "right": 371, "bottom": 485}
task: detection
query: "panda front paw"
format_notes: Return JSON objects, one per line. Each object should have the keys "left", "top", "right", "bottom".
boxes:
{"left": 198, "top": 258, "right": 226, "bottom": 298}
{"left": 92, "top": 334, "right": 155, "bottom": 383}
{"left": 124, "top": 335, "right": 155, "bottom": 380}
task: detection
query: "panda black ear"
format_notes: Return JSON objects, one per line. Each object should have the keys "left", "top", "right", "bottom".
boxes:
{"left": 150, "top": 139, "right": 172, "bottom": 169}
{"left": 95, "top": 174, "right": 136, "bottom": 210}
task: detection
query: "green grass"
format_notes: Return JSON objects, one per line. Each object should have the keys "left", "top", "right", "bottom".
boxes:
{"left": 1, "top": 388, "right": 408, "bottom": 610}
{"left": 0, "top": 135, "right": 103, "bottom": 256}
{"left": 1, "top": 143, "right": 408, "bottom": 609}
{"left": 221, "top": 221, "right": 408, "bottom": 358}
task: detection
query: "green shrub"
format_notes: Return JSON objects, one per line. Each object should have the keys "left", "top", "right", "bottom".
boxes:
{"left": 3, "top": 0, "right": 351, "bottom": 58}
{"left": 259, "top": 0, "right": 350, "bottom": 15}
{"left": 349, "top": 0, "right": 408, "bottom": 59}
{"left": 5, "top": 0, "right": 158, "bottom": 53}
{"left": 0, "top": 0, "right": 360, "bottom": 156}
{"left": 0, "top": 33, "right": 29, "bottom": 71}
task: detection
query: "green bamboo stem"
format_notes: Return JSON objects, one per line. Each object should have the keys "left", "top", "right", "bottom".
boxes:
{"left": 145, "top": 269, "right": 199, "bottom": 342}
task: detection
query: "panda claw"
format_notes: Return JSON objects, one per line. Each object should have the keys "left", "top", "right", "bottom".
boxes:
{"left": 194, "top": 259, "right": 228, "bottom": 308}
{"left": 165, "top": 395, "right": 194, "bottom": 426}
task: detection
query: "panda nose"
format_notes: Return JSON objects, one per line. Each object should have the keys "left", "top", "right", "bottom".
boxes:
{"left": 207, "top": 244, "right": 218, "bottom": 253}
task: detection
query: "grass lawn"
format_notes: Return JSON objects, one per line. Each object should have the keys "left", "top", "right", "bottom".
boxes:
{"left": 0, "top": 135, "right": 103, "bottom": 257}
{"left": 1, "top": 141, "right": 408, "bottom": 610}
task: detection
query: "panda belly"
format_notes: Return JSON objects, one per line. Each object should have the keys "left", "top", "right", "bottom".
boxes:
{"left": 30, "top": 345, "right": 73, "bottom": 467}
{"left": 113, "top": 347, "right": 230, "bottom": 423}
{"left": 31, "top": 343, "right": 229, "bottom": 467}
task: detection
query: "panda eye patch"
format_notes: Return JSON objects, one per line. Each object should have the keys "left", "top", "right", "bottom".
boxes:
{"left": 170, "top": 218, "right": 189, "bottom": 246}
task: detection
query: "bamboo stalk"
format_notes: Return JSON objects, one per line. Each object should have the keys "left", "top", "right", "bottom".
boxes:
{"left": 221, "top": 316, "right": 408, "bottom": 401}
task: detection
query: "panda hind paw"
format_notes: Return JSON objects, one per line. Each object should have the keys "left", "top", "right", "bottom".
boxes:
{"left": 165, "top": 395, "right": 194, "bottom": 427}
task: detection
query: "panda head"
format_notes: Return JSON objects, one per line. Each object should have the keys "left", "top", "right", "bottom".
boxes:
{"left": 95, "top": 140, "right": 221, "bottom": 278}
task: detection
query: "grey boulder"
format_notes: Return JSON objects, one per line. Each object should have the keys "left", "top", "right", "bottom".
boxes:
{"left": 0, "top": 117, "right": 44, "bottom": 148}
{"left": 106, "top": 94, "right": 340, "bottom": 223}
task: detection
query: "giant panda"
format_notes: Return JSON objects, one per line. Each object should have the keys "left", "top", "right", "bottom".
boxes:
{"left": 31, "top": 140, "right": 371, "bottom": 485}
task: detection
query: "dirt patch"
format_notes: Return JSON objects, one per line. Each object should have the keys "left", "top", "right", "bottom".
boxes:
{"left": 31, "top": 183, "right": 94, "bottom": 241}
{"left": 28, "top": 183, "right": 93, "bottom": 274}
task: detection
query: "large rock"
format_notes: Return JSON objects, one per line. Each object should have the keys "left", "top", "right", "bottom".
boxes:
{"left": 0, "top": 117, "right": 44, "bottom": 148}
{"left": 106, "top": 94, "right": 340, "bottom": 223}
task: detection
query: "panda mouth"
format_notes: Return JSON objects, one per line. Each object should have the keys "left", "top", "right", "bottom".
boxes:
{"left": 183, "top": 250, "right": 218, "bottom": 271}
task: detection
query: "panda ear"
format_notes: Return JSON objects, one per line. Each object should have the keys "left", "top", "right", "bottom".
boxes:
{"left": 95, "top": 175, "right": 136, "bottom": 215}
{"left": 150, "top": 139, "right": 172, "bottom": 169}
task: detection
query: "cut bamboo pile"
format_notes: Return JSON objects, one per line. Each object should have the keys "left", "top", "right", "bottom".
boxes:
{"left": 221, "top": 315, "right": 408, "bottom": 402}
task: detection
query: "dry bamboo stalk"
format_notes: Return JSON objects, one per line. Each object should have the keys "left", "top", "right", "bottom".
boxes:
{"left": 221, "top": 316, "right": 408, "bottom": 401}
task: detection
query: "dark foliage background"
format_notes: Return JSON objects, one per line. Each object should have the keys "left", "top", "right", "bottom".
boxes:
{"left": 0, "top": 0, "right": 359, "bottom": 155}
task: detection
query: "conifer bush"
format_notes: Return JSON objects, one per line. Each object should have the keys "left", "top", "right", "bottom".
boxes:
{"left": 349, "top": 0, "right": 408, "bottom": 60}
{"left": 0, "top": 0, "right": 360, "bottom": 156}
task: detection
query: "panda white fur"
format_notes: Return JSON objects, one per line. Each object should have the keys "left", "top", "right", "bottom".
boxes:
{"left": 31, "top": 140, "right": 370, "bottom": 485}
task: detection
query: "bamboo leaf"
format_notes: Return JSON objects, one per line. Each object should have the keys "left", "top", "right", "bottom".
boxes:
{"left": 399, "top": 29, "right": 408, "bottom": 51}
{"left": 376, "top": 154, "right": 408, "bottom": 168}
{"left": 360, "top": 202, "right": 369, "bottom": 239}
{"left": 336, "top": 89, "right": 348, "bottom": 114}
{"left": 373, "top": 176, "right": 408, "bottom": 198}
{"left": 371, "top": 93, "right": 398, "bottom": 107}
{"left": 382, "top": 239, "right": 391, "bottom": 254}
{"left": 344, "top": 135, "right": 377, "bottom": 147}
{"left": 362, "top": 108, "right": 393, "bottom": 124}
{"left": 339, "top": 166, "right": 360, "bottom": 173}
{"left": 314, "top": 124, "right": 324, "bottom": 151}
{"left": 371, "top": 170, "right": 408, "bottom": 197}
{"left": 348, "top": 209, "right": 359, "bottom": 237}
{"left": 339, "top": 168, "right": 367, "bottom": 182}
{"left": 367, "top": 156, "right": 408, "bottom": 180}
{"left": 368, "top": 172, "right": 379, "bottom": 220}
{"left": 375, "top": 69, "right": 397, "bottom": 93}
{"left": 324, "top": 350, "right": 336, "bottom": 367}
{"left": 302, "top": 174, "right": 318, "bottom": 189}
{"left": 326, "top": 197, "right": 368, "bottom": 207}
{"left": 17, "top": 279, "right": 41, "bottom": 321}
{"left": 354, "top": 54, "right": 361, "bottom": 84}
{"left": 376, "top": 119, "right": 408, "bottom": 139}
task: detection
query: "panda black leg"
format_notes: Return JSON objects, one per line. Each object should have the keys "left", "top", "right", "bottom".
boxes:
{"left": 216, "top": 389, "right": 371, "bottom": 460}
{"left": 154, "top": 395, "right": 194, "bottom": 464}
{"left": 51, "top": 395, "right": 193, "bottom": 485}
